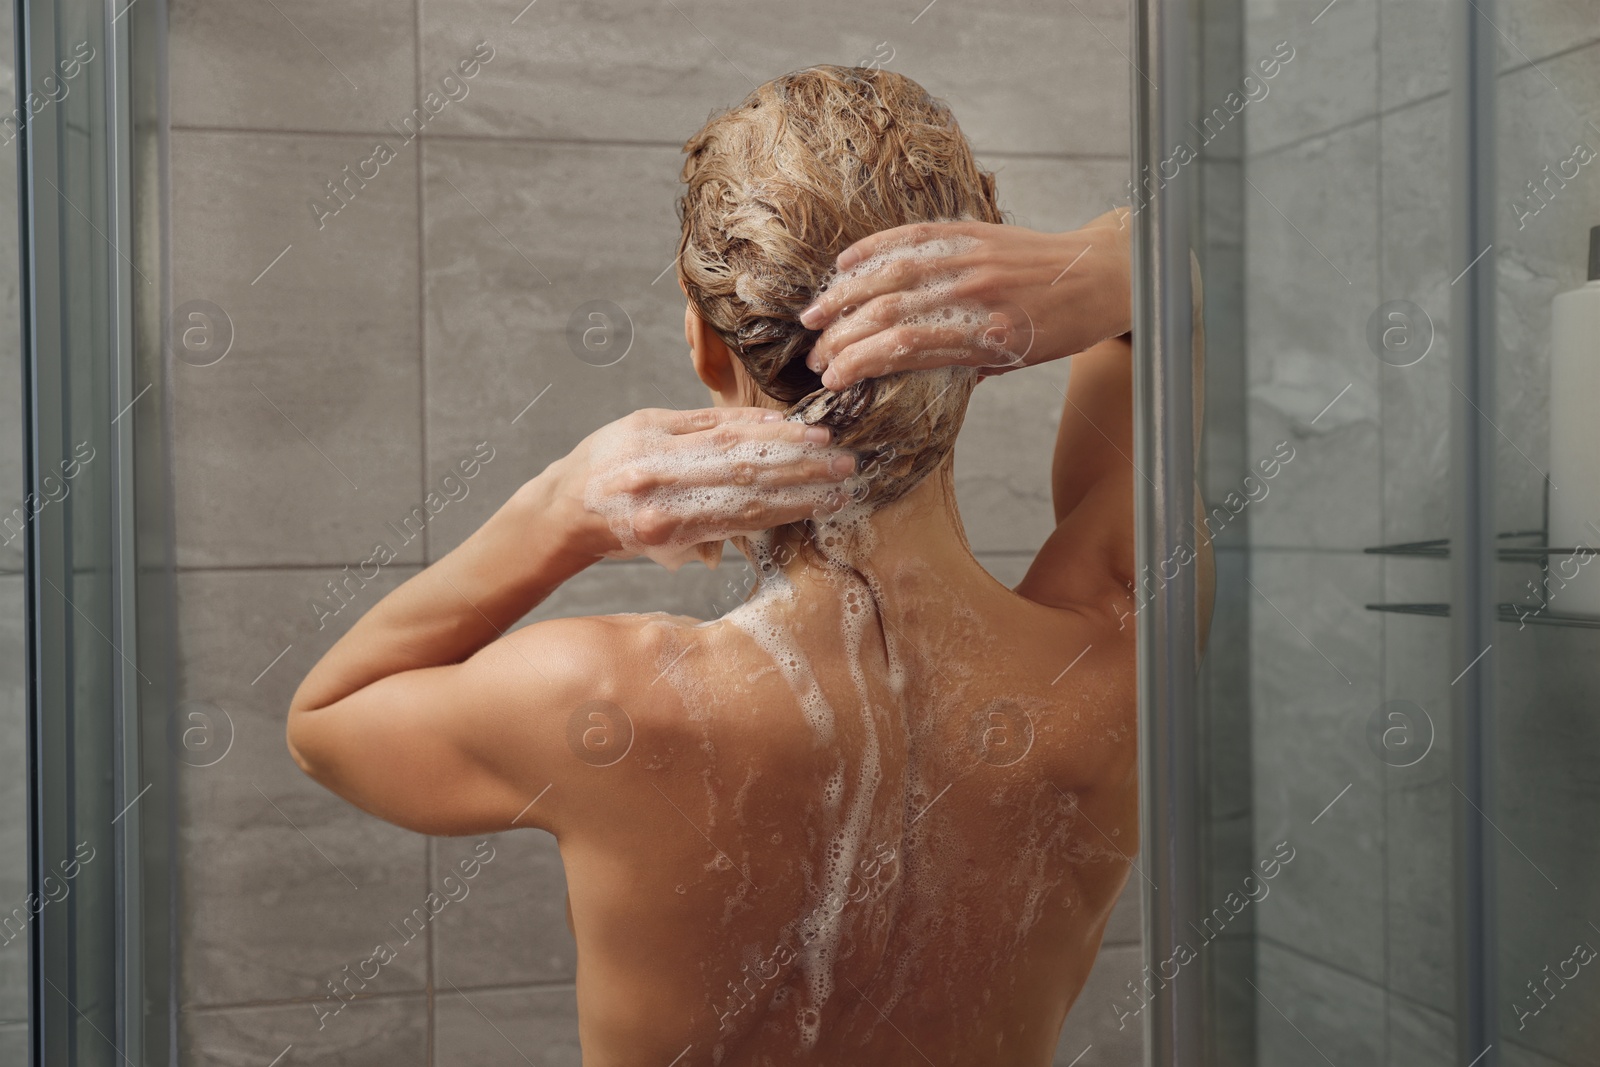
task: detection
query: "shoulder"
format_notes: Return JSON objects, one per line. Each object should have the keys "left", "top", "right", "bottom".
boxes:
{"left": 466, "top": 611, "right": 709, "bottom": 828}
{"left": 490, "top": 610, "right": 708, "bottom": 732}
{"left": 500, "top": 610, "right": 689, "bottom": 680}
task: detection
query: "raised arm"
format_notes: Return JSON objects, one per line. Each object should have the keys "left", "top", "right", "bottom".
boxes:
{"left": 1031, "top": 248, "right": 1213, "bottom": 651}
{"left": 801, "top": 212, "right": 1214, "bottom": 648}
{"left": 285, "top": 408, "right": 857, "bottom": 837}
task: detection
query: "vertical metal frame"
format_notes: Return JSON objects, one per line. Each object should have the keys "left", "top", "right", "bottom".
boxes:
{"left": 1128, "top": 1, "right": 1500, "bottom": 1064}
{"left": 129, "top": 0, "right": 178, "bottom": 1055}
{"left": 1131, "top": 0, "right": 1203, "bottom": 1064}
{"left": 1450, "top": 1, "right": 1498, "bottom": 1063}
{"left": 107, "top": 0, "right": 147, "bottom": 1058}
{"left": 18, "top": 3, "right": 101, "bottom": 1060}
{"left": 19, "top": 0, "right": 172, "bottom": 1061}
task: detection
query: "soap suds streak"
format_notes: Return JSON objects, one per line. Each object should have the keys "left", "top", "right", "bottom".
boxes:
{"left": 717, "top": 513, "right": 894, "bottom": 1047}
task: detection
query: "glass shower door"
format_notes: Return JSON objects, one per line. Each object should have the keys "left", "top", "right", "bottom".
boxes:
{"left": 1489, "top": 5, "right": 1600, "bottom": 1060}
{"left": 1167, "top": 0, "right": 1600, "bottom": 1065}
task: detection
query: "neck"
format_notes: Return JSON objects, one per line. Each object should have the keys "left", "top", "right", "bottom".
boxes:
{"left": 735, "top": 458, "right": 976, "bottom": 586}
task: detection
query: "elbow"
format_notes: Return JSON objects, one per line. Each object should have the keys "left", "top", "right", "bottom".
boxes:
{"left": 285, "top": 678, "right": 333, "bottom": 780}
{"left": 284, "top": 710, "right": 321, "bottom": 781}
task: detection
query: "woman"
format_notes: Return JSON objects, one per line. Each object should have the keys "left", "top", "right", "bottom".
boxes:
{"left": 287, "top": 66, "right": 1211, "bottom": 1065}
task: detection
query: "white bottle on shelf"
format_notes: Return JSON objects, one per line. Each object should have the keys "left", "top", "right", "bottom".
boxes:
{"left": 1547, "top": 224, "right": 1600, "bottom": 617}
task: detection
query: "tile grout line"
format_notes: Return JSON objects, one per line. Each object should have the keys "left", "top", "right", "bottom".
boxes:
{"left": 165, "top": 122, "right": 1128, "bottom": 163}
{"left": 1498, "top": 34, "right": 1600, "bottom": 78}
{"left": 416, "top": 2, "right": 432, "bottom": 576}
{"left": 179, "top": 978, "right": 584, "bottom": 1015}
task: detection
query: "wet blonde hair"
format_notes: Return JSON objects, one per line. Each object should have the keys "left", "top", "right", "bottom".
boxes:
{"left": 676, "top": 65, "right": 1004, "bottom": 511}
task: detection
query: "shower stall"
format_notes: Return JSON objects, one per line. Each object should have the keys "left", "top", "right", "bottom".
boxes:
{"left": 2, "top": 0, "right": 1596, "bottom": 1064}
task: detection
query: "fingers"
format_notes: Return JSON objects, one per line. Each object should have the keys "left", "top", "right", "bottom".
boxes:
{"left": 594, "top": 406, "right": 870, "bottom": 558}
{"left": 631, "top": 486, "right": 850, "bottom": 548}
{"left": 756, "top": 485, "right": 855, "bottom": 528}
{"left": 799, "top": 222, "right": 981, "bottom": 331}
{"left": 680, "top": 414, "right": 834, "bottom": 450}
{"left": 819, "top": 323, "right": 990, "bottom": 390}
{"left": 807, "top": 286, "right": 989, "bottom": 377}
{"left": 809, "top": 294, "right": 1037, "bottom": 388}
{"left": 697, "top": 439, "right": 855, "bottom": 489}
{"left": 651, "top": 406, "right": 783, "bottom": 435}
{"left": 599, "top": 417, "right": 856, "bottom": 498}
{"left": 798, "top": 255, "right": 925, "bottom": 332}
{"left": 832, "top": 219, "right": 980, "bottom": 274}
{"left": 654, "top": 406, "right": 838, "bottom": 448}
{"left": 806, "top": 294, "right": 908, "bottom": 374}
{"left": 662, "top": 432, "right": 856, "bottom": 490}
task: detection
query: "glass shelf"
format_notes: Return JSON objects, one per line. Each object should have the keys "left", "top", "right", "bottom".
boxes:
{"left": 1362, "top": 524, "right": 1600, "bottom": 629}
{"left": 1361, "top": 529, "right": 1575, "bottom": 561}
{"left": 1364, "top": 601, "right": 1600, "bottom": 630}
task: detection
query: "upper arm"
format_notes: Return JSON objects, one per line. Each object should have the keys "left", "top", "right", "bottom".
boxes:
{"left": 1021, "top": 253, "right": 1213, "bottom": 642}
{"left": 1046, "top": 257, "right": 1202, "bottom": 538}
{"left": 1015, "top": 335, "right": 1138, "bottom": 611}
{"left": 286, "top": 615, "right": 640, "bottom": 837}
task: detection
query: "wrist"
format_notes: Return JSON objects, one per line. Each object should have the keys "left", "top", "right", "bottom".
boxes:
{"left": 508, "top": 460, "right": 612, "bottom": 568}
{"left": 1087, "top": 219, "right": 1133, "bottom": 340}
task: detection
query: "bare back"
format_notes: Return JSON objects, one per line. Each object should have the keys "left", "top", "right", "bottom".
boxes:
{"left": 558, "top": 535, "right": 1140, "bottom": 1066}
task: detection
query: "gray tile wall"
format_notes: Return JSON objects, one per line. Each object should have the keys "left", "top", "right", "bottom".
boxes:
{"left": 1242, "top": 0, "right": 1600, "bottom": 1063}
{"left": 165, "top": 2, "right": 1141, "bottom": 1063}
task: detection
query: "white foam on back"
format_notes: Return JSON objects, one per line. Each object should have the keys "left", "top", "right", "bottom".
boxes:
{"left": 708, "top": 504, "right": 908, "bottom": 1047}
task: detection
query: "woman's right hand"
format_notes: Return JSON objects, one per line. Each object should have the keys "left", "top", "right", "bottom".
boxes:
{"left": 548, "top": 406, "right": 858, "bottom": 562}
{"left": 798, "top": 209, "right": 1133, "bottom": 391}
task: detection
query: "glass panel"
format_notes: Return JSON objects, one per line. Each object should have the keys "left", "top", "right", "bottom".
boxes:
{"left": 1197, "top": 0, "right": 1600, "bottom": 1064}
{"left": 1492, "top": 6, "right": 1600, "bottom": 1063}
{"left": 1217, "top": 0, "right": 1406, "bottom": 1050}
{"left": 1205, "top": 0, "right": 1476, "bottom": 1061}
